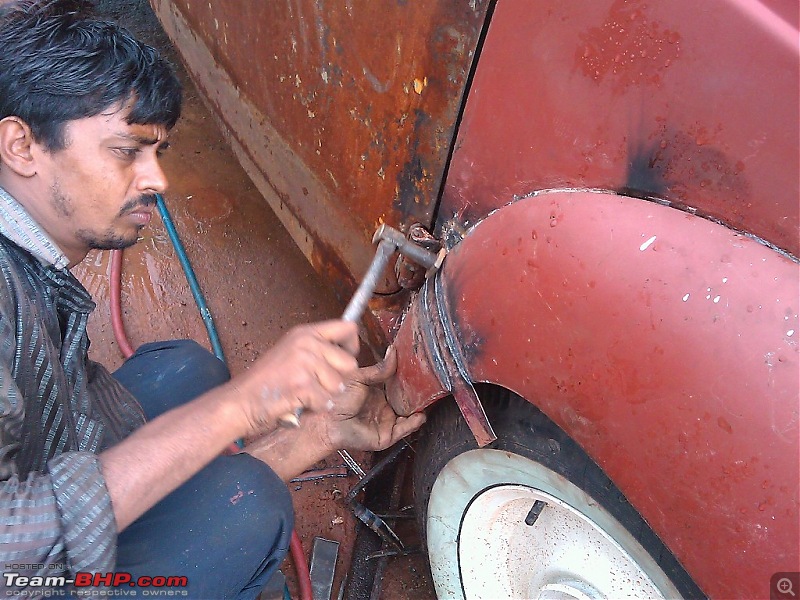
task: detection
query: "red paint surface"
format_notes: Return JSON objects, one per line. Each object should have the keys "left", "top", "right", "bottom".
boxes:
{"left": 413, "top": 4, "right": 800, "bottom": 589}
{"left": 439, "top": 0, "right": 799, "bottom": 256}
{"left": 391, "top": 191, "right": 799, "bottom": 597}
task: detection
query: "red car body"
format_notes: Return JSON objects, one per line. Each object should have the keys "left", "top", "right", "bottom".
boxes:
{"left": 152, "top": 0, "right": 799, "bottom": 596}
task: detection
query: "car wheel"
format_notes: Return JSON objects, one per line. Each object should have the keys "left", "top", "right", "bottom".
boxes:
{"left": 413, "top": 385, "right": 703, "bottom": 599}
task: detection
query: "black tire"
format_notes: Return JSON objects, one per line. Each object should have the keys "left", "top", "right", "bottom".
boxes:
{"left": 413, "top": 385, "right": 704, "bottom": 599}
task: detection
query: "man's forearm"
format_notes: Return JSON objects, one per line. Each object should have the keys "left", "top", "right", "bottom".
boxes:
{"left": 244, "top": 419, "right": 333, "bottom": 482}
{"left": 99, "top": 382, "right": 248, "bottom": 532}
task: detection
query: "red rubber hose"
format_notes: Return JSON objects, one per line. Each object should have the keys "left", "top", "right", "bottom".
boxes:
{"left": 290, "top": 531, "right": 313, "bottom": 600}
{"left": 108, "top": 247, "right": 313, "bottom": 600}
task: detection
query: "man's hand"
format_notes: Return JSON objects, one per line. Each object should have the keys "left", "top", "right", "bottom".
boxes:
{"left": 227, "top": 320, "right": 360, "bottom": 437}
{"left": 241, "top": 343, "right": 427, "bottom": 482}
{"left": 309, "top": 346, "right": 427, "bottom": 453}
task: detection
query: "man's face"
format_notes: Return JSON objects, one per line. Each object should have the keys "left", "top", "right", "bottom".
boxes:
{"left": 33, "top": 102, "right": 169, "bottom": 264}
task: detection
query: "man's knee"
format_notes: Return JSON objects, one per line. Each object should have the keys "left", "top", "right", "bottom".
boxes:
{"left": 133, "top": 339, "right": 230, "bottom": 386}
{"left": 114, "top": 339, "right": 230, "bottom": 419}
{"left": 117, "top": 454, "right": 294, "bottom": 596}
{"left": 219, "top": 454, "right": 295, "bottom": 541}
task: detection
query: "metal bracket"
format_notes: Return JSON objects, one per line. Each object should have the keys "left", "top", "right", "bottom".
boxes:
{"left": 417, "top": 273, "right": 497, "bottom": 446}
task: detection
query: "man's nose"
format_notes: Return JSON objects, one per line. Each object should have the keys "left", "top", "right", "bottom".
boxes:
{"left": 137, "top": 152, "right": 169, "bottom": 194}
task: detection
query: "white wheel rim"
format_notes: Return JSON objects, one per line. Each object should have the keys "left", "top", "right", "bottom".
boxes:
{"left": 460, "top": 485, "right": 663, "bottom": 599}
{"left": 427, "top": 449, "right": 680, "bottom": 600}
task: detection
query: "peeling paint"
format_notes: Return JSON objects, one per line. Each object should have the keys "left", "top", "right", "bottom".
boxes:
{"left": 639, "top": 235, "right": 657, "bottom": 251}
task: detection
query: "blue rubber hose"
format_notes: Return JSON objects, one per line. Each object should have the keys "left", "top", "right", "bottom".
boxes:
{"left": 155, "top": 193, "right": 243, "bottom": 453}
{"left": 155, "top": 194, "right": 300, "bottom": 599}
{"left": 155, "top": 193, "right": 226, "bottom": 363}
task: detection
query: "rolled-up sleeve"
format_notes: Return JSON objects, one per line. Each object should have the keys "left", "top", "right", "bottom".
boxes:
{"left": 0, "top": 451, "right": 116, "bottom": 586}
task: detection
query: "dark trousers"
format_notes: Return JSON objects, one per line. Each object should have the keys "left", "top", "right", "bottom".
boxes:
{"left": 112, "top": 340, "right": 294, "bottom": 600}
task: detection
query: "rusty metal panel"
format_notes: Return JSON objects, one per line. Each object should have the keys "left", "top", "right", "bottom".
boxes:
{"left": 390, "top": 191, "right": 799, "bottom": 598}
{"left": 151, "top": 0, "right": 490, "bottom": 305}
{"left": 437, "top": 0, "right": 799, "bottom": 257}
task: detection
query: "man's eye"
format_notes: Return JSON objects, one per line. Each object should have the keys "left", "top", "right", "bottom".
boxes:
{"left": 114, "top": 147, "right": 140, "bottom": 158}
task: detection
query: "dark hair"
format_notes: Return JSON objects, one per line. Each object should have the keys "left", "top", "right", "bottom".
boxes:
{"left": 0, "top": 0, "right": 182, "bottom": 151}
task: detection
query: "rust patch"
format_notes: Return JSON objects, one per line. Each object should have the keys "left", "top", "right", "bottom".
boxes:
{"left": 577, "top": 0, "right": 681, "bottom": 90}
{"left": 168, "top": 0, "right": 489, "bottom": 242}
{"left": 396, "top": 110, "right": 432, "bottom": 224}
{"left": 153, "top": 0, "right": 491, "bottom": 329}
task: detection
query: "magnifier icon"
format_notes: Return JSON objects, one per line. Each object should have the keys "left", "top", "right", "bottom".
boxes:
{"left": 778, "top": 578, "right": 796, "bottom": 597}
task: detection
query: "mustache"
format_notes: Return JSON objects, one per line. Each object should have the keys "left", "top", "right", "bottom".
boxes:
{"left": 118, "top": 195, "right": 157, "bottom": 215}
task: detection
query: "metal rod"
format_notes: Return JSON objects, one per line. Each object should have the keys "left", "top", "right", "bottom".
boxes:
{"left": 338, "top": 449, "right": 368, "bottom": 480}
{"left": 373, "top": 224, "right": 440, "bottom": 271}
{"left": 341, "top": 239, "right": 396, "bottom": 322}
{"left": 290, "top": 466, "right": 350, "bottom": 483}
{"left": 345, "top": 442, "right": 408, "bottom": 504}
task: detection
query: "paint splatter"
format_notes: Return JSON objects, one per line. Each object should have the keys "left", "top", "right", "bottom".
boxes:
{"left": 230, "top": 485, "right": 255, "bottom": 506}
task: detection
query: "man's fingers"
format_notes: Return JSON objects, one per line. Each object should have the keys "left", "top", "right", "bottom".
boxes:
{"left": 310, "top": 361, "right": 349, "bottom": 397}
{"left": 321, "top": 345, "right": 359, "bottom": 375}
{"left": 389, "top": 412, "right": 426, "bottom": 445}
{"left": 354, "top": 345, "right": 398, "bottom": 386}
{"left": 372, "top": 412, "right": 426, "bottom": 451}
{"left": 307, "top": 320, "right": 360, "bottom": 355}
{"left": 302, "top": 321, "right": 360, "bottom": 374}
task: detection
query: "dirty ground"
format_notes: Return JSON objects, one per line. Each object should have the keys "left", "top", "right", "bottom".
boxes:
{"left": 71, "top": 1, "right": 436, "bottom": 598}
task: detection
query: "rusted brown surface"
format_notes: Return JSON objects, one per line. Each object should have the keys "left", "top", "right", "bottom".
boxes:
{"left": 150, "top": 0, "right": 491, "bottom": 313}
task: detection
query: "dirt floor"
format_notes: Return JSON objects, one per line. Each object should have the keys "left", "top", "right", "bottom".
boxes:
{"left": 72, "top": 2, "right": 437, "bottom": 599}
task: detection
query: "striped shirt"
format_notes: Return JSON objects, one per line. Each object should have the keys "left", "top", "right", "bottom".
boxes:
{"left": 0, "top": 186, "right": 145, "bottom": 586}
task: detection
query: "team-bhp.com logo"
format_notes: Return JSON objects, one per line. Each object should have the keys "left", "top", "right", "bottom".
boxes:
{"left": 3, "top": 572, "right": 188, "bottom": 596}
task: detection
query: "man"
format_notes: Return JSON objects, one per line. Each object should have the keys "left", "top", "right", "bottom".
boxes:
{"left": 0, "top": 1, "right": 425, "bottom": 597}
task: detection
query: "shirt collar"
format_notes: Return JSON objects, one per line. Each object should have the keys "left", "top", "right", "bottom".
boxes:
{"left": 0, "top": 185, "right": 70, "bottom": 270}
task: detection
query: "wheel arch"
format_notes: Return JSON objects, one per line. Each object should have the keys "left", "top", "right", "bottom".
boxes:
{"left": 388, "top": 190, "right": 799, "bottom": 598}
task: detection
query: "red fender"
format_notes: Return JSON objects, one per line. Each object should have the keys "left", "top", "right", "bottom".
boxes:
{"left": 388, "top": 190, "right": 799, "bottom": 598}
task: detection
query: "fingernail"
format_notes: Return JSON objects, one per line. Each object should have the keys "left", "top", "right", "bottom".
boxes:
{"left": 338, "top": 382, "right": 346, "bottom": 393}
{"left": 384, "top": 346, "right": 393, "bottom": 359}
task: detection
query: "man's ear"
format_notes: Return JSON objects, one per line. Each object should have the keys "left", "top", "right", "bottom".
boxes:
{"left": 0, "top": 116, "right": 39, "bottom": 177}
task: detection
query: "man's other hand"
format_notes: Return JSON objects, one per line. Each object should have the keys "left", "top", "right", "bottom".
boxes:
{"left": 311, "top": 346, "right": 427, "bottom": 452}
